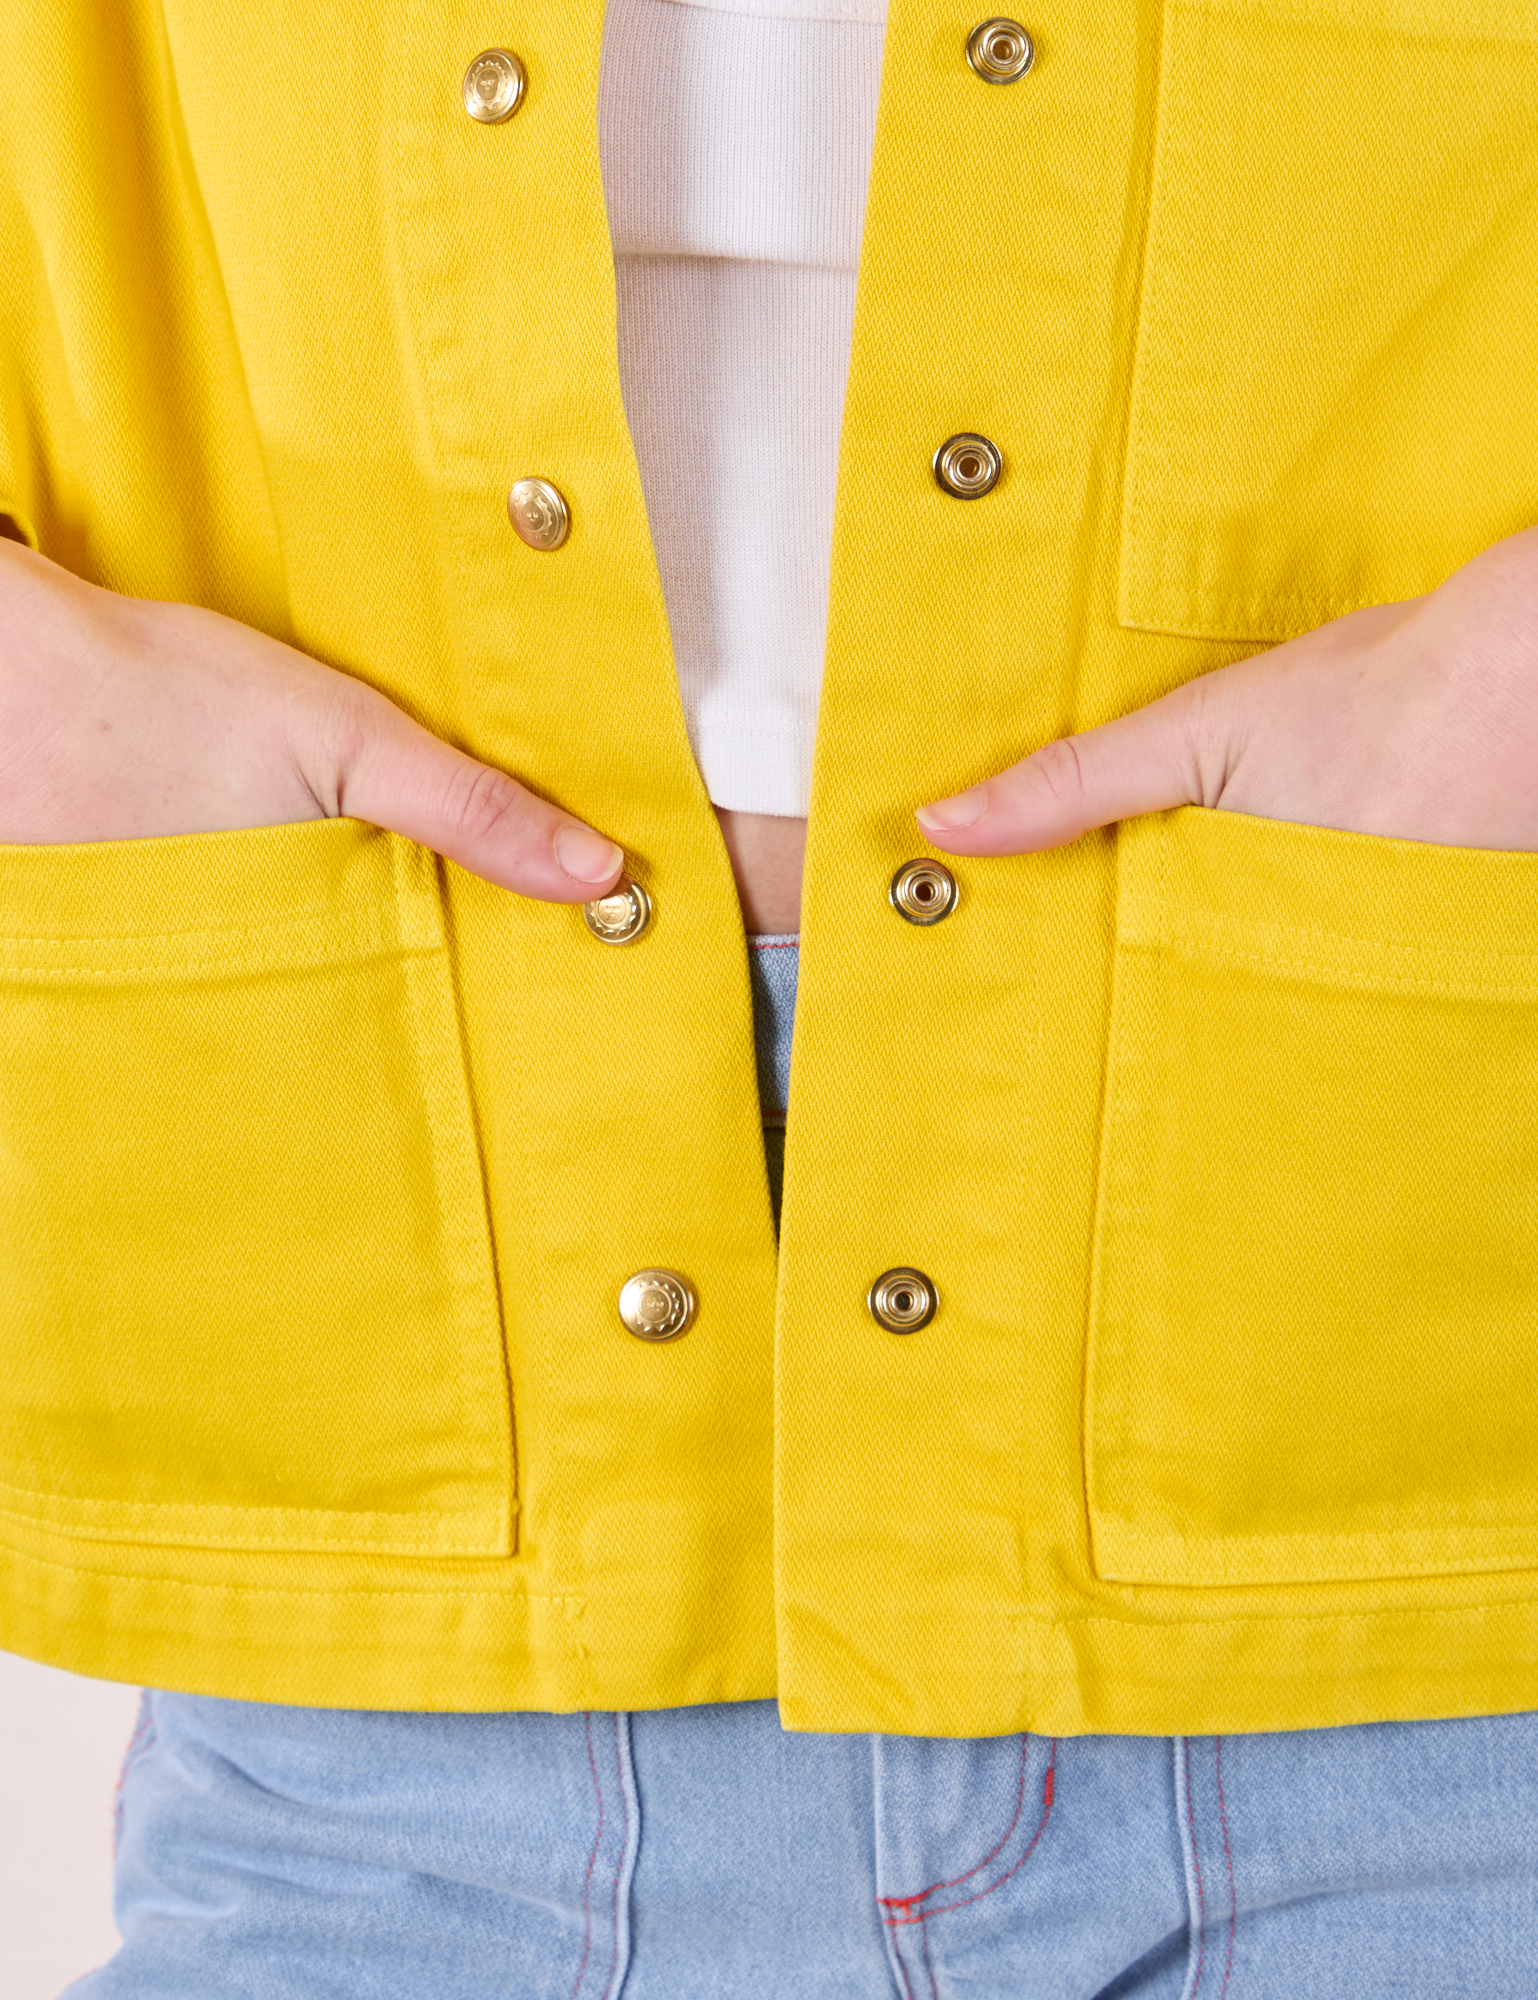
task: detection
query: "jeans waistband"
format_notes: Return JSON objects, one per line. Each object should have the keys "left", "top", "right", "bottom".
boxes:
{"left": 748, "top": 935, "right": 798, "bottom": 1124}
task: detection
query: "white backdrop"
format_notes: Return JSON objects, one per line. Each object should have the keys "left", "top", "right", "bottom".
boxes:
{"left": 0, "top": 1652, "right": 138, "bottom": 1997}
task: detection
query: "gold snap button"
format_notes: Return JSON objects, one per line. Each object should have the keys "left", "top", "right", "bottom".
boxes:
{"left": 933, "top": 434, "right": 1002, "bottom": 499}
{"left": 463, "top": 49, "right": 526, "bottom": 122}
{"left": 619, "top": 1269, "right": 696, "bottom": 1341}
{"left": 966, "top": 18, "right": 1035, "bottom": 81}
{"left": 891, "top": 859, "right": 959, "bottom": 925}
{"left": 869, "top": 1268, "right": 938, "bottom": 1334}
{"left": 508, "top": 477, "right": 570, "bottom": 551}
{"left": 583, "top": 879, "right": 652, "bottom": 945}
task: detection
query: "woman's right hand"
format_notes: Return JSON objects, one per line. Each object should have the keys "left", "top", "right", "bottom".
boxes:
{"left": 0, "top": 539, "right": 626, "bottom": 900}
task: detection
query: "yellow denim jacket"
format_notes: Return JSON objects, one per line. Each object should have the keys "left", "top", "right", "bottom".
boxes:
{"left": 2, "top": 0, "right": 1537, "bottom": 1736}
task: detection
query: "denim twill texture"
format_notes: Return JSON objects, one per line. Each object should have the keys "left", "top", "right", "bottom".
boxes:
{"left": 81, "top": 1693, "right": 1538, "bottom": 1998}
{"left": 748, "top": 932, "right": 799, "bottom": 1220}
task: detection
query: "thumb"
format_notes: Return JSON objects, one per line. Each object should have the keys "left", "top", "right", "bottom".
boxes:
{"left": 305, "top": 683, "right": 625, "bottom": 902}
{"left": 916, "top": 684, "right": 1211, "bottom": 856}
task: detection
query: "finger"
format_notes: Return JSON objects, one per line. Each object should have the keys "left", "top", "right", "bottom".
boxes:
{"left": 310, "top": 688, "right": 624, "bottom": 902}
{"left": 915, "top": 685, "right": 1211, "bottom": 855}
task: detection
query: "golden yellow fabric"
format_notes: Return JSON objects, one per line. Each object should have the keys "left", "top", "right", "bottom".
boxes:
{"left": 1, "top": 0, "right": 1536, "bottom": 1736}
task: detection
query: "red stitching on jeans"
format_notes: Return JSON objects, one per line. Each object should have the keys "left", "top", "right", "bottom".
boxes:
{"left": 1185, "top": 1740, "right": 1207, "bottom": 1998}
{"left": 570, "top": 1713, "right": 606, "bottom": 2000}
{"left": 606, "top": 1716, "right": 629, "bottom": 2000}
{"left": 882, "top": 1742, "right": 1058, "bottom": 1927}
{"left": 890, "top": 1937, "right": 920, "bottom": 2000}
{"left": 918, "top": 1900, "right": 940, "bottom": 2000}
{"left": 1215, "top": 1737, "right": 1236, "bottom": 2000}
{"left": 112, "top": 1693, "right": 156, "bottom": 1862}
{"left": 877, "top": 1736, "right": 1030, "bottom": 1911}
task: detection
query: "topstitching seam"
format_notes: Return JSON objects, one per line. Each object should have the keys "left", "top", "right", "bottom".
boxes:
{"left": 111, "top": 1693, "right": 157, "bottom": 1861}
{"left": 881, "top": 1740, "right": 1059, "bottom": 1928}
{"left": 19, "top": 1530, "right": 1538, "bottom": 1631}
{"left": 877, "top": 1737, "right": 1029, "bottom": 1912}
{"left": 917, "top": 1902, "right": 939, "bottom": 2000}
{"left": 1215, "top": 1737, "right": 1236, "bottom": 2000}
{"left": 606, "top": 1713, "right": 628, "bottom": 2000}
{"left": 571, "top": 1712, "right": 605, "bottom": 2000}
{"left": 1185, "top": 1738, "right": 1208, "bottom": 1998}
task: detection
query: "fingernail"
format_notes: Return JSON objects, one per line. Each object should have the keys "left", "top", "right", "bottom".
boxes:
{"left": 555, "top": 825, "right": 624, "bottom": 883}
{"left": 916, "top": 788, "right": 987, "bottom": 833}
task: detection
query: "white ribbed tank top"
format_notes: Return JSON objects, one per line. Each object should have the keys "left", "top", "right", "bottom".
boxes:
{"left": 597, "top": 0, "right": 887, "bottom": 818}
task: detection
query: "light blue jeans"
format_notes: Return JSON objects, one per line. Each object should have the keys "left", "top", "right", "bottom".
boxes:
{"left": 80, "top": 1694, "right": 1538, "bottom": 1996}
{"left": 77, "top": 942, "right": 1538, "bottom": 1995}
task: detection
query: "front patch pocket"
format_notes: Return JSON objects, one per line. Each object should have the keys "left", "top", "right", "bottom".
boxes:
{"left": 0, "top": 818, "right": 512, "bottom": 1556}
{"left": 1119, "top": 0, "right": 1538, "bottom": 643}
{"left": 1088, "top": 809, "right": 1538, "bottom": 1588}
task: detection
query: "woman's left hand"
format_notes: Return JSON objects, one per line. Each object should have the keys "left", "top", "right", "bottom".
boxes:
{"left": 916, "top": 527, "right": 1538, "bottom": 856}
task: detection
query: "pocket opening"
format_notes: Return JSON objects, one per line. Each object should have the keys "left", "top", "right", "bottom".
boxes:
{"left": 0, "top": 818, "right": 513, "bottom": 1557}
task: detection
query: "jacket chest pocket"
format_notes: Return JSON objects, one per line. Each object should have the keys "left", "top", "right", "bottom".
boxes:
{"left": 0, "top": 819, "right": 513, "bottom": 1558}
{"left": 1119, "top": 0, "right": 1538, "bottom": 643}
